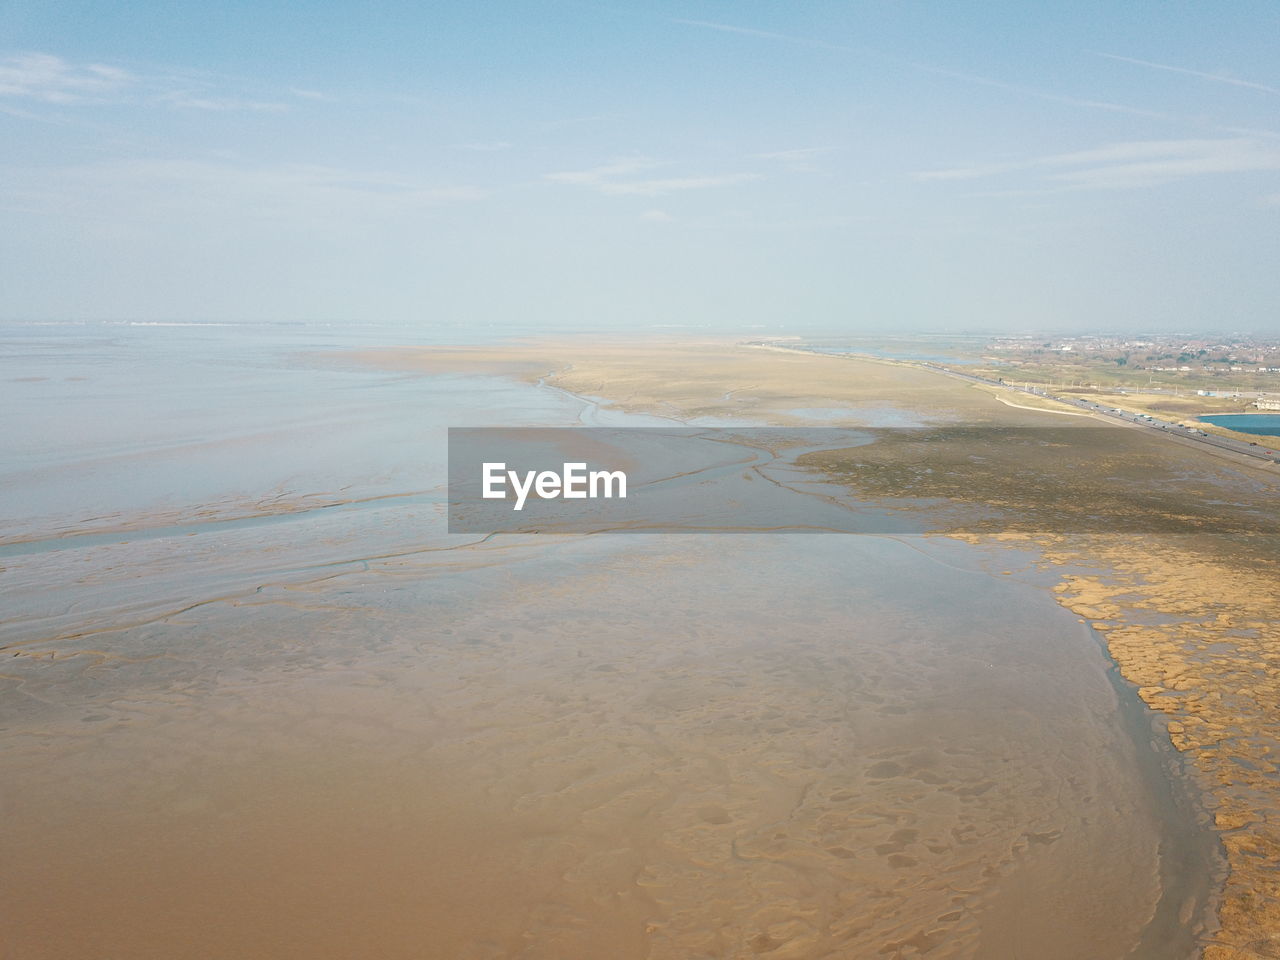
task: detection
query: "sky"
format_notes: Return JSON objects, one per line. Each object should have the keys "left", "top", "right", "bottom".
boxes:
{"left": 2, "top": 0, "right": 1278, "bottom": 333}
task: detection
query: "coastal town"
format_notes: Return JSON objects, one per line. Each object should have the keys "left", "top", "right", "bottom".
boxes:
{"left": 981, "top": 334, "right": 1280, "bottom": 401}
{"left": 760, "top": 334, "right": 1280, "bottom": 466}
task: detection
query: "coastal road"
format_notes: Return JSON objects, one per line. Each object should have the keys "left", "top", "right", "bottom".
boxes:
{"left": 917, "top": 361, "right": 1280, "bottom": 466}
{"left": 758, "top": 341, "right": 1280, "bottom": 468}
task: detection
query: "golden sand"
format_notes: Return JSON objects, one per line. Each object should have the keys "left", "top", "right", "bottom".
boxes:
{"left": 1044, "top": 540, "right": 1280, "bottom": 960}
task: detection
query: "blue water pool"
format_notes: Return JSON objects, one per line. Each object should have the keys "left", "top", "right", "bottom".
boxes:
{"left": 1198, "top": 413, "right": 1280, "bottom": 437}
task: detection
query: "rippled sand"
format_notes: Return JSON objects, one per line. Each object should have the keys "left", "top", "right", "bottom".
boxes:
{"left": 2, "top": 530, "right": 1211, "bottom": 958}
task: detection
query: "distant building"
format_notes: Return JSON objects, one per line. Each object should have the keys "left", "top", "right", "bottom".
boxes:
{"left": 1256, "top": 398, "right": 1280, "bottom": 411}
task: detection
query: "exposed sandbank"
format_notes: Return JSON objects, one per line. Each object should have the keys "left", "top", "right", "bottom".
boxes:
{"left": 343, "top": 336, "right": 1275, "bottom": 956}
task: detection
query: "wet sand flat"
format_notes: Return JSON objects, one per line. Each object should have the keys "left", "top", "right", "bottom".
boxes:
{"left": 2, "top": 534, "right": 1197, "bottom": 958}
{"left": 0, "top": 333, "right": 1234, "bottom": 958}
{"left": 355, "top": 336, "right": 1280, "bottom": 954}
{"left": 797, "top": 423, "right": 1280, "bottom": 959}
{"left": 357, "top": 335, "right": 1280, "bottom": 958}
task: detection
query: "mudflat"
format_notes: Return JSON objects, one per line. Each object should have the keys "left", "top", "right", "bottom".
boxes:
{"left": 5, "top": 335, "right": 1269, "bottom": 958}
{"left": 2, "top": 532, "right": 1205, "bottom": 960}
{"left": 353, "top": 335, "right": 1280, "bottom": 955}
{"left": 361, "top": 336, "right": 1280, "bottom": 957}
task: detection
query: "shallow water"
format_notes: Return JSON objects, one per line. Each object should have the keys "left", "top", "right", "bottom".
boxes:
{"left": 1197, "top": 413, "right": 1280, "bottom": 437}
{"left": 0, "top": 323, "right": 1218, "bottom": 959}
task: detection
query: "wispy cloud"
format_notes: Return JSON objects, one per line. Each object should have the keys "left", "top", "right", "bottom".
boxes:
{"left": 0, "top": 159, "right": 486, "bottom": 223}
{"left": 755, "top": 147, "right": 828, "bottom": 161}
{"left": 1219, "top": 126, "right": 1280, "bottom": 140}
{"left": 602, "top": 173, "right": 762, "bottom": 196}
{"left": 537, "top": 113, "right": 615, "bottom": 131}
{"left": 0, "top": 52, "right": 134, "bottom": 103}
{"left": 0, "top": 100, "right": 68, "bottom": 124}
{"left": 0, "top": 51, "right": 290, "bottom": 115}
{"left": 639, "top": 209, "right": 673, "bottom": 222}
{"left": 916, "top": 138, "right": 1280, "bottom": 190}
{"left": 159, "top": 91, "right": 287, "bottom": 112}
{"left": 672, "top": 19, "right": 853, "bottom": 53}
{"left": 904, "top": 61, "right": 1170, "bottom": 119}
{"left": 674, "top": 19, "right": 1166, "bottom": 120}
{"left": 545, "top": 157, "right": 762, "bottom": 196}
{"left": 754, "top": 147, "right": 831, "bottom": 173}
{"left": 1096, "top": 52, "right": 1280, "bottom": 97}
{"left": 450, "top": 141, "right": 512, "bottom": 152}
{"left": 545, "top": 157, "right": 664, "bottom": 186}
